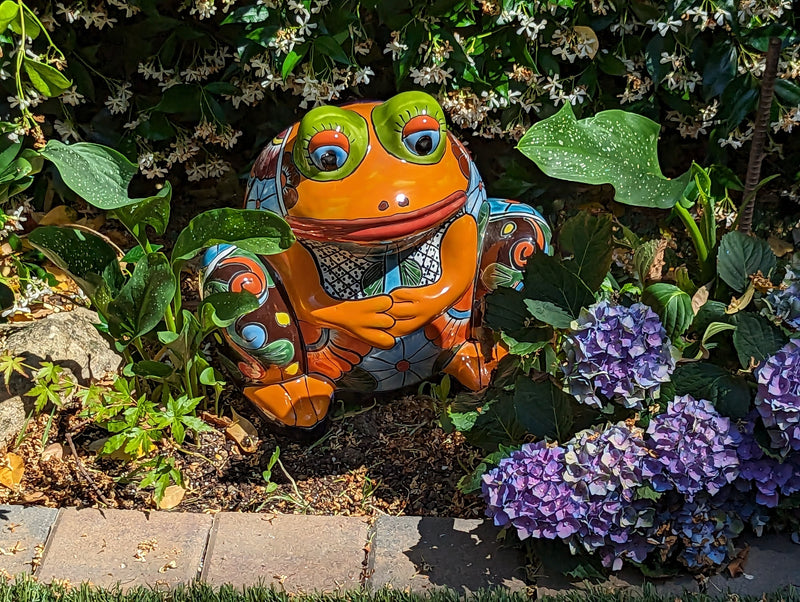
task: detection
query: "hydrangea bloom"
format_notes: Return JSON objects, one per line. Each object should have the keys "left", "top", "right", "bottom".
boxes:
{"left": 755, "top": 340, "right": 800, "bottom": 455}
{"left": 482, "top": 442, "right": 584, "bottom": 540}
{"left": 736, "top": 412, "right": 800, "bottom": 507}
{"left": 562, "top": 301, "right": 675, "bottom": 409}
{"left": 767, "top": 269, "right": 800, "bottom": 330}
{"left": 644, "top": 395, "right": 740, "bottom": 501}
{"left": 662, "top": 499, "right": 743, "bottom": 570}
{"left": 563, "top": 424, "right": 658, "bottom": 570}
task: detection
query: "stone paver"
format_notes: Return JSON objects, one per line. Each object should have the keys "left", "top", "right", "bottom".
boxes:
{"left": 202, "top": 512, "right": 370, "bottom": 592}
{"left": 0, "top": 505, "right": 59, "bottom": 577}
{"left": 36, "top": 507, "right": 212, "bottom": 589}
{"left": 369, "top": 515, "right": 527, "bottom": 593}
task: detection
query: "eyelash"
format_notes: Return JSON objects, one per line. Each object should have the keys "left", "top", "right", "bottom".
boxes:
{"left": 300, "top": 122, "right": 351, "bottom": 163}
{"left": 392, "top": 106, "right": 445, "bottom": 134}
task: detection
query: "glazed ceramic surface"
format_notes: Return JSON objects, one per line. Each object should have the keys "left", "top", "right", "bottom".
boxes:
{"left": 202, "top": 91, "right": 551, "bottom": 428}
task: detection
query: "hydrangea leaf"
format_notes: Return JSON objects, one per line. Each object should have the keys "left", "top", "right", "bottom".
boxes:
{"left": 642, "top": 283, "right": 693, "bottom": 340}
{"left": 485, "top": 287, "right": 553, "bottom": 343}
{"left": 513, "top": 377, "right": 575, "bottom": 442}
{"left": 523, "top": 300, "right": 573, "bottom": 329}
{"left": 517, "top": 103, "right": 690, "bottom": 209}
{"left": 666, "top": 362, "right": 751, "bottom": 419}
{"left": 733, "top": 313, "right": 788, "bottom": 369}
{"left": 558, "top": 212, "right": 614, "bottom": 291}
{"left": 717, "top": 231, "right": 777, "bottom": 293}
{"left": 522, "top": 253, "right": 596, "bottom": 318}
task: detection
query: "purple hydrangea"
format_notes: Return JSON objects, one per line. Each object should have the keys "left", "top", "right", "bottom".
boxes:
{"left": 755, "top": 340, "right": 800, "bottom": 455}
{"left": 482, "top": 442, "right": 584, "bottom": 540}
{"left": 644, "top": 396, "right": 740, "bottom": 501}
{"left": 736, "top": 412, "right": 800, "bottom": 507}
{"left": 562, "top": 301, "right": 675, "bottom": 409}
{"left": 563, "top": 425, "right": 659, "bottom": 570}
{"left": 661, "top": 499, "right": 744, "bottom": 570}
{"left": 767, "top": 269, "right": 800, "bottom": 330}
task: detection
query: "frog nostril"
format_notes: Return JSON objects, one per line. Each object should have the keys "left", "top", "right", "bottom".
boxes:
{"left": 396, "top": 195, "right": 410, "bottom": 207}
{"left": 378, "top": 200, "right": 390, "bottom": 211}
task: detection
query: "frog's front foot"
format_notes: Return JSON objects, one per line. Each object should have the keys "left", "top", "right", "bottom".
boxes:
{"left": 244, "top": 374, "right": 335, "bottom": 428}
{"left": 443, "top": 341, "right": 507, "bottom": 390}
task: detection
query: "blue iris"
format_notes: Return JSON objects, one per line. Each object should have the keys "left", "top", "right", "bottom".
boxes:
{"left": 310, "top": 145, "right": 348, "bottom": 170}
{"left": 402, "top": 129, "right": 440, "bottom": 155}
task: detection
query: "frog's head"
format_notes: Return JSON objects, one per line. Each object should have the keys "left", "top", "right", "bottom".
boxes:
{"left": 247, "top": 91, "right": 473, "bottom": 246}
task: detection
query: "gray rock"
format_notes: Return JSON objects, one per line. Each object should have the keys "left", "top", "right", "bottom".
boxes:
{"left": 0, "top": 396, "right": 25, "bottom": 452}
{"left": 2, "top": 307, "right": 121, "bottom": 384}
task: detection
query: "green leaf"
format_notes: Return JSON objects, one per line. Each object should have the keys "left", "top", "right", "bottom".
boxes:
{"left": 28, "top": 226, "right": 122, "bottom": 309}
{"left": 154, "top": 84, "right": 202, "bottom": 114}
{"left": 203, "top": 82, "right": 241, "bottom": 96}
{"left": 281, "top": 43, "right": 309, "bottom": 79}
{"left": 0, "top": 1, "right": 18, "bottom": 31}
{"left": 775, "top": 79, "right": 800, "bottom": 106}
{"left": 7, "top": 7, "right": 39, "bottom": 38}
{"left": 517, "top": 103, "right": 690, "bottom": 209}
{"left": 524, "top": 299, "right": 573, "bottom": 329}
{"left": 732, "top": 313, "right": 787, "bottom": 369}
{"left": 703, "top": 41, "right": 737, "bottom": 98}
{"left": 200, "top": 291, "right": 259, "bottom": 330}
{"left": 513, "top": 377, "right": 575, "bottom": 441}
{"left": 634, "top": 239, "right": 664, "bottom": 284}
{"left": 523, "top": 253, "right": 597, "bottom": 318}
{"left": 131, "top": 360, "right": 174, "bottom": 378}
{"left": 39, "top": 141, "right": 165, "bottom": 211}
{"left": 668, "top": 362, "right": 751, "bottom": 418}
{"left": 171, "top": 208, "right": 294, "bottom": 263}
{"left": 314, "top": 36, "right": 349, "bottom": 64}
{"left": 558, "top": 212, "right": 614, "bottom": 291}
{"left": 0, "top": 281, "right": 13, "bottom": 310}
{"left": 111, "top": 184, "right": 172, "bottom": 238}
{"left": 23, "top": 60, "right": 72, "bottom": 97}
{"left": 717, "top": 231, "right": 776, "bottom": 293}
{"left": 641, "top": 283, "right": 693, "bottom": 341}
{"left": 464, "top": 392, "right": 528, "bottom": 452}
{"left": 107, "top": 253, "right": 177, "bottom": 343}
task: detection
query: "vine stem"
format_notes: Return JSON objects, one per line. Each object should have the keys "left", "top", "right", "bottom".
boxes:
{"left": 738, "top": 37, "right": 781, "bottom": 235}
{"left": 674, "top": 202, "right": 708, "bottom": 264}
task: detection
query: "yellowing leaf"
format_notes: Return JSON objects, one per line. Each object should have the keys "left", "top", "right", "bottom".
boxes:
{"left": 225, "top": 408, "right": 258, "bottom": 453}
{"left": 768, "top": 235, "right": 793, "bottom": 258}
{"left": 38, "top": 205, "right": 79, "bottom": 226}
{"left": 157, "top": 485, "right": 185, "bottom": 509}
{"left": 573, "top": 26, "right": 599, "bottom": 59}
{"left": 0, "top": 453, "right": 24, "bottom": 489}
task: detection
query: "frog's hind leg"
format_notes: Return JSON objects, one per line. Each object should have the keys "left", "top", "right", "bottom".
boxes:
{"left": 476, "top": 198, "right": 551, "bottom": 296}
{"left": 442, "top": 199, "right": 551, "bottom": 391}
{"left": 202, "top": 244, "right": 333, "bottom": 429}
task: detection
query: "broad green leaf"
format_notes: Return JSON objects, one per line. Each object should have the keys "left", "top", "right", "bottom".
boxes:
{"left": 633, "top": 239, "right": 665, "bottom": 284}
{"left": 111, "top": 183, "right": 172, "bottom": 238}
{"left": 314, "top": 36, "right": 349, "bottom": 64}
{"left": 281, "top": 43, "right": 309, "bottom": 79}
{"left": 24, "top": 60, "right": 72, "bottom": 97}
{"left": 703, "top": 41, "right": 737, "bottom": 98}
{"left": 39, "top": 140, "right": 165, "bottom": 211}
{"left": 171, "top": 208, "right": 294, "bottom": 263}
{"left": 0, "top": 136, "right": 20, "bottom": 171}
{"left": 667, "top": 362, "right": 751, "bottom": 418}
{"left": 732, "top": 313, "right": 787, "bottom": 369}
{"left": 517, "top": 103, "right": 690, "bottom": 209}
{"left": 558, "top": 212, "right": 613, "bottom": 291}
{"left": 0, "top": 1, "right": 17, "bottom": 31}
{"left": 524, "top": 299, "right": 573, "bottom": 329}
{"left": 0, "top": 281, "right": 13, "bottom": 309}
{"left": 775, "top": 79, "right": 800, "bottom": 106}
{"left": 717, "top": 231, "right": 776, "bottom": 293}
{"left": 200, "top": 291, "right": 259, "bottom": 331}
{"left": 131, "top": 360, "right": 174, "bottom": 378}
{"left": 485, "top": 287, "right": 553, "bottom": 343}
{"left": 522, "top": 252, "right": 596, "bottom": 318}
{"left": 28, "top": 226, "right": 122, "bottom": 310}
{"left": 464, "top": 392, "right": 529, "bottom": 452}
{"left": 7, "top": 7, "right": 39, "bottom": 38}
{"left": 513, "top": 377, "right": 575, "bottom": 441}
{"left": 641, "top": 283, "right": 693, "bottom": 341}
{"left": 107, "top": 253, "right": 176, "bottom": 344}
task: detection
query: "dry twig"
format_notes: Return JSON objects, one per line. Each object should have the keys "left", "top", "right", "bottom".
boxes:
{"left": 65, "top": 433, "right": 115, "bottom": 507}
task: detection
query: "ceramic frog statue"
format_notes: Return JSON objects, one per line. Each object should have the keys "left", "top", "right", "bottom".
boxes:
{"left": 202, "top": 91, "right": 550, "bottom": 429}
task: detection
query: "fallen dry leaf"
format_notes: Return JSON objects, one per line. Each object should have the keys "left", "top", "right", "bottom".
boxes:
{"left": 726, "top": 285, "right": 755, "bottom": 314}
{"left": 158, "top": 560, "right": 177, "bottom": 573}
{"left": 573, "top": 26, "right": 599, "bottom": 59}
{"left": 768, "top": 236, "right": 793, "bottom": 258}
{"left": 691, "top": 285, "right": 710, "bottom": 315}
{"left": 41, "top": 443, "right": 65, "bottom": 462}
{"left": 727, "top": 544, "right": 750, "bottom": 578}
{"left": 0, "top": 453, "right": 24, "bottom": 490}
{"left": 157, "top": 485, "right": 185, "bottom": 510}
{"left": 38, "top": 205, "right": 79, "bottom": 227}
{"left": 19, "top": 491, "right": 47, "bottom": 504}
{"left": 225, "top": 408, "right": 259, "bottom": 453}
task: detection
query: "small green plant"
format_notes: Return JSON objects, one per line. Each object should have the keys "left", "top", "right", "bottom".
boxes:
{"left": 261, "top": 446, "right": 281, "bottom": 495}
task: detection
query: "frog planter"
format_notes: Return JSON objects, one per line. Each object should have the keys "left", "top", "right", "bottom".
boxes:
{"left": 202, "top": 91, "right": 550, "bottom": 429}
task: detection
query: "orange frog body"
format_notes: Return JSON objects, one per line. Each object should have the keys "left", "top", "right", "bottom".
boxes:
{"left": 202, "top": 92, "right": 550, "bottom": 429}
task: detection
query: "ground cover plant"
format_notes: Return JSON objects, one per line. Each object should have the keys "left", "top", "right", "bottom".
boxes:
{"left": 0, "top": 0, "right": 796, "bottom": 586}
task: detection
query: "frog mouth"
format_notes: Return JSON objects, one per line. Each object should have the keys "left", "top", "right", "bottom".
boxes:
{"left": 287, "top": 190, "right": 467, "bottom": 244}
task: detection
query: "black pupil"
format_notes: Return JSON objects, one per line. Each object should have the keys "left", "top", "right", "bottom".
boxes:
{"left": 415, "top": 135, "right": 433, "bottom": 154}
{"left": 320, "top": 150, "right": 339, "bottom": 170}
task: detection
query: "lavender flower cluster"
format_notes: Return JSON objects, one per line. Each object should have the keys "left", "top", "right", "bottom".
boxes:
{"left": 754, "top": 340, "right": 800, "bottom": 456}
{"left": 767, "top": 269, "right": 800, "bottom": 330}
{"left": 644, "top": 395, "right": 741, "bottom": 500}
{"left": 482, "top": 396, "right": 753, "bottom": 571}
{"left": 562, "top": 301, "right": 675, "bottom": 409}
{"left": 737, "top": 412, "right": 800, "bottom": 508}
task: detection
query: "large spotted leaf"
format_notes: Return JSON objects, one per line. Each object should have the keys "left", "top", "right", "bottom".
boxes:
{"left": 518, "top": 104, "right": 690, "bottom": 209}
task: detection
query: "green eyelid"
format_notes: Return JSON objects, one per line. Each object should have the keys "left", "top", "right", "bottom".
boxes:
{"left": 372, "top": 91, "right": 447, "bottom": 165}
{"left": 293, "top": 107, "right": 368, "bottom": 181}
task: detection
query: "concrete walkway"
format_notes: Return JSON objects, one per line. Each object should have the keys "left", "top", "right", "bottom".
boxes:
{"left": 0, "top": 504, "right": 797, "bottom": 595}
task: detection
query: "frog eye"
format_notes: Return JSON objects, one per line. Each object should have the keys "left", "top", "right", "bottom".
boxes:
{"left": 402, "top": 115, "right": 441, "bottom": 156}
{"left": 308, "top": 129, "right": 350, "bottom": 171}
